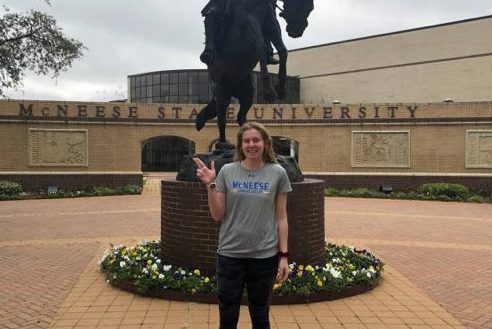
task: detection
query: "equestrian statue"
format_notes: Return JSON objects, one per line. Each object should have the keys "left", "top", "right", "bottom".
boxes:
{"left": 195, "top": 0, "right": 314, "bottom": 144}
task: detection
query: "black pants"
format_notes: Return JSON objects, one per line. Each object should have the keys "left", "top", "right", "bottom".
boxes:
{"left": 217, "top": 254, "right": 278, "bottom": 329}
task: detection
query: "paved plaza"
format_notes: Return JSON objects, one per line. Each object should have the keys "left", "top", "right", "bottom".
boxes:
{"left": 0, "top": 176, "right": 491, "bottom": 329}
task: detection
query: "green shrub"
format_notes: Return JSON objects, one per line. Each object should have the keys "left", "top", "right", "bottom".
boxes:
{"left": 344, "top": 188, "right": 383, "bottom": 198}
{"left": 121, "top": 184, "right": 142, "bottom": 194}
{"left": 466, "top": 195, "right": 486, "bottom": 203}
{"left": 0, "top": 181, "right": 23, "bottom": 196}
{"left": 392, "top": 191, "right": 413, "bottom": 199}
{"left": 93, "top": 186, "right": 116, "bottom": 196}
{"left": 324, "top": 187, "right": 340, "bottom": 197}
{"left": 39, "top": 188, "right": 72, "bottom": 198}
{"left": 417, "top": 183, "right": 469, "bottom": 200}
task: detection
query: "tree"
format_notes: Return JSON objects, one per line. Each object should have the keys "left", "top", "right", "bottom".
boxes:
{"left": 0, "top": 4, "right": 85, "bottom": 96}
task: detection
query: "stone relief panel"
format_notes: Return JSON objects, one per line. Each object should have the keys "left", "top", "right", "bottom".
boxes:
{"left": 352, "top": 131, "right": 410, "bottom": 168}
{"left": 29, "top": 129, "right": 88, "bottom": 166}
{"left": 466, "top": 130, "right": 492, "bottom": 168}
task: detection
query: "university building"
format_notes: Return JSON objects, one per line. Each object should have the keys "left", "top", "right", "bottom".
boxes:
{"left": 0, "top": 16, "right": 491, "bottom": 192}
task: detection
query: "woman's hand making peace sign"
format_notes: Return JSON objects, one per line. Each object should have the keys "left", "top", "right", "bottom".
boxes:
{"left": 192, "top": 157, "right": 216, "bottom": 186}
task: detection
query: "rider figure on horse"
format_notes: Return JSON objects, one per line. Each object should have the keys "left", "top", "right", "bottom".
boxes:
{"left": 200, "top": 0, "right": 280, "bottom": 65}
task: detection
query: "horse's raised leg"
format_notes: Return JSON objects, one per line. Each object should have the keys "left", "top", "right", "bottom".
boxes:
{"left": 196, "top": 99, "right": 217, "bottom": 131}
{"left": 236, "top": 75, "right": 254, "bottom": 127}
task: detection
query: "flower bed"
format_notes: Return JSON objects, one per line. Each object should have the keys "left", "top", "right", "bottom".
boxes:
{"left": 100, "top": 240, "right": 384, "bottom": 304}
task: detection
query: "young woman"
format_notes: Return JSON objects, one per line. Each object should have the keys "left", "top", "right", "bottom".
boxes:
{"left": 193, "top": 122, "right": 291, "bottom": 329}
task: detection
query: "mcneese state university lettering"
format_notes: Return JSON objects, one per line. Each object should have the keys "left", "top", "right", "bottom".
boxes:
{"left": 15, "top": 103, "right": 419, "bottom": 121}
{"left": 1, "top": 100, "right": 491, "bottom": 193}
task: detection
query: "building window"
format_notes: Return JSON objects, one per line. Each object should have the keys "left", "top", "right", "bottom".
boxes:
{"left": 128, "top": 70, "right": 299, "bottom": 104}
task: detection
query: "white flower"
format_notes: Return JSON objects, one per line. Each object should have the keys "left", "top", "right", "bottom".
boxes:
{"left": 151, "top": 263, "right": 158, "bottom": 271}
{"left": 99, "top": 252, "right": 109, "bottom": 265}
{"left": 329, "top": 268, "right": 341, "bottom": 279}
{"left": 142, "top": 268, "right": 149, "bottom": 274}
{"left": 180, "top": 270, "right": 186, "bottom": 275}
{"left": 156, "top": 259, "right": 161, "bottom": 264}
{"left": 352, "top": 271, "right": 357, "bottom": 276}
{"left": 120, "top": 261, "right": 126, "bottom": 268}
{"left": 163, "top": 265, "right": 172, "bottom": 271}
{"left": 367, "top": 272, "right": 372, "bottom": 278}
{"left": 158, "top": 274, "right": 164, "bottom": 279}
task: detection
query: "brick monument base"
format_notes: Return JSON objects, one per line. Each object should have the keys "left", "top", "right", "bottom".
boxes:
{"left": 161, "top": 178, "right": 325, "bottom": 274}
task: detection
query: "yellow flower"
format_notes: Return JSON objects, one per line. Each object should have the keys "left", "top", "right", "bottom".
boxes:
{"left": 297, "top": 271, "right": 303, "bottom": 278}
{"left": 369, "top": 265, "right": 375, "bottom": 271}
{"left": 273, "top": 283, "right": 282, "bottom": 290}
{"left": 147, "top": 260, "right": 153, "bottom": 265}
{"left": 348, "top": 264, "right": 355, "bottom": 270}
{"left": 204, "top": 277, "right": 210, "bottom": 283}
{"left": 305, "top": 265, "right": 314, "bottom": 272}
{"left": 298, "top": 265, "right": 304, "bottom": 271}
{"left": 121, "top": 249, "right": 128, "bottom": 255}
{"left": 317, "top": 280, "right": 323, "bottom": 287}
{"left": 192, "top": 289, "right": 196, "bottom": 294}
{"left": 193, "top": 269, "right": 201, "bottom": 276}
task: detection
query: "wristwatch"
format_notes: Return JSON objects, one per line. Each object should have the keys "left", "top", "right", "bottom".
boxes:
{"left": 207, "top": 182, "right": 216, "bottom": 190}
{"left": 278, "top": 251, "right": 290, "bottom": 258}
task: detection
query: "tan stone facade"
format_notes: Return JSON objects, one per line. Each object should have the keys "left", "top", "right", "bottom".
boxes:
{"left": 0, "top": 99, "right": 491, "bottom": 191}
{"left": 283, "top": 16, "right": 492, "bottom": 104}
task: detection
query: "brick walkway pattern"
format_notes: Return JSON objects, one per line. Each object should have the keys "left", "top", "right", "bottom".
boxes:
{"left": 0, "top": 176, "right": 490, "bottom": 329}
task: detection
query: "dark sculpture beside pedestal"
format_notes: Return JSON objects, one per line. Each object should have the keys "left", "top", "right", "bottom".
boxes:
{"left": 177, "top": 144, "right": 304, "bottom": 183}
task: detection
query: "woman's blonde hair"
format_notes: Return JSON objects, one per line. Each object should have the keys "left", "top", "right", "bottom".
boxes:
{"left": 235, "top": 121, "right": 277, "bottom": 163}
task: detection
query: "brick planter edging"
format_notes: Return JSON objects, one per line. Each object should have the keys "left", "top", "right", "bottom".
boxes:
{"left": 161, "top": 178, "right": 326, "bottom": 275}
{"left": 110, "top": 277, "right": 381, "bottom": 305}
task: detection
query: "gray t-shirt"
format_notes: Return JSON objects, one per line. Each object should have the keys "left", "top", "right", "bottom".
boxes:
{"left": 215, "top": 162, "right": 292, "bottom": 258}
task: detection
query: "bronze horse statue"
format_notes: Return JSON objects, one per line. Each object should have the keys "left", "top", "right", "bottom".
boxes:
{"left": 195, "top": 0, "right": 314, "bottom": 144}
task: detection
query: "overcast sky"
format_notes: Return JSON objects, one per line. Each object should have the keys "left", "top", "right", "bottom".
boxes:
{"left": 2, "top": 0, "right": 492, "bottom": 102}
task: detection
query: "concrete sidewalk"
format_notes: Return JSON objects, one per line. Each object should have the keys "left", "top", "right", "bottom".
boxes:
{"left": 0, "top": 178, "right": 490, "bottom": 328}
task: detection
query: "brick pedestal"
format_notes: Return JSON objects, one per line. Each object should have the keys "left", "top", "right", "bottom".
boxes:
{"left": 161, "top": 178, "right": 325, "bottom": 274}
